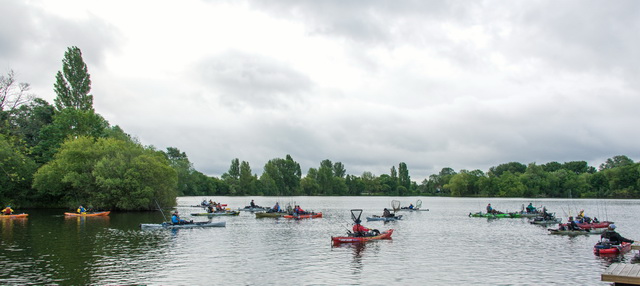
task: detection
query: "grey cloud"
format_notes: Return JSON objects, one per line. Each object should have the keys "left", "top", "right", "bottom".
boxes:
{"left": 194, "top": 51, "right": 313, "bottom": 110}
{"left": 0, "top": 1, "right": 121, "bottom": 94}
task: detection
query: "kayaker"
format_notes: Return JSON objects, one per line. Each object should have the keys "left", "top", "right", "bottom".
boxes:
{"left": 408, "top": 204, "right": 414, "bottom": 209}
{"left": 171, "top": 211, "right": 191, "bottom": 225}
{"left": 382, "top": 208, "right": 393, "bottom": 218}
{"left": 272, "top": 202, "right": 281, "bottom": 212}
{"left": 352, "top": 219, "right": 379, "bottom": 237}
{"left": 486, "top": 203, "right": 493, "bottom": 214}
{"left": 601, "top": 224, "right": 634, "bottom": 245}
{"left": 77, "top": 205, "right": 87, "bottom": 214}
{"left": 567, "top": 217, "right": 580, "bottom": 231}
{"left": 250, "top": 200, "right": 256, "bottom": 208}
{"left": 526, "top": 203, "right": 536, "bottom": 213}
{"left": 294, "top": 205, "right": 307, "bottom": 215}
{"left": 2, "top": 205, "right": 13, "bottom": 215}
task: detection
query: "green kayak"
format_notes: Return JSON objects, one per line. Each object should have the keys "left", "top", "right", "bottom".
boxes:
{"left": 469, "top": 212, "right": 521, "bottom": 218}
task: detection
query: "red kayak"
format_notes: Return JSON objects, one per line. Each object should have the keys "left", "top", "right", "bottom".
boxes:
{"left": 561, "top": 221, "right": 613, "bottom": 230}
{"left": 283, "top": 212, "right": 323, "bottom": 219}
{"left": 332, "top": 229, "right": 394, "bottom": 244}
{"left": 594, "top": 241, "right": 632, "bottom": 255}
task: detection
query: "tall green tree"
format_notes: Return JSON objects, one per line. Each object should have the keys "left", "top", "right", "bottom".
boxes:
{"left": 53, "top": 46, "right": 93, "bottom": 111}
{"left": 398, "top": 162, "right": 410, "bottom": 194}
{"left": 239, "top": 160, "right": 256, "bottom": 195}
{"left": 599, "top": 155, "right": 635, "bottom": 171}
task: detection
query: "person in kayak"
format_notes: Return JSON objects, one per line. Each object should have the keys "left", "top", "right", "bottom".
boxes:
{"left": 2, "top": 205, "right": 13, "bottom": 215}
{"left": 250, "top": 200, "right": 256, "bottom": 208}
{"left": 567, "top": 217, "right": 581, "bottom": 231}
{"left": 171, "top": 211, "right": 191, "bottom": 225}
{"left": 352, "top": 219, "right": 380, "bottom": 237}
{"left": 77, "top": 205, "right": 87, "bottom": 214}
{"left": 382, "top": 208, "right": 394, "bottom": 218}
{"left": 271, "top": 202, "right": 281, "bottom": 212}
{"left": 486, "top": 203, "right": 493, "bottom": 214}
{"left": 601, "top": 224, "right": 634, "bottom": 245}
{"left": 294, "top": 205, "right": 307, "bottom": 215}
{"left": 526, "top": 203, "right": 536, "bottom": 213}
{"left": 408, "top": 203, "right": 414, "bottom": 209}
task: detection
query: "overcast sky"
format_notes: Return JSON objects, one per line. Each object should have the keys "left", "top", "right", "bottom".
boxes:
{"left": 2, "top": 0, "right": 639, "bottom": 181}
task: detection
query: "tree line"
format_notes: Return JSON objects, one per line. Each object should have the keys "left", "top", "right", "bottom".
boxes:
{"left": 1, "top": 47, "right": 639, "bottom": 210}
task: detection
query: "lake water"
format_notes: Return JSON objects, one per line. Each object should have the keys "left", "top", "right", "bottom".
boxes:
{"left": 1, "top": 196, "right": 638, "bottom": 285}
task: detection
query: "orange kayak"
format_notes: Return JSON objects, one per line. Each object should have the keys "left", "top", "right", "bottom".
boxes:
{"left": 332, "top": 229, "right": 394, "bottom": 244}
{"left": 283, "top": 212, "right": 322, "bottom": 219}
{"left": 0, "top": 213, "right": 28, "bottom": 218}
{"left": 64, "top": 211, "right": 110, "bottom": 217}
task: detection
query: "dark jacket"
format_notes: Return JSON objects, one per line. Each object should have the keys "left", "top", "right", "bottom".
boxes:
{"left": 601, "top": 230, "right": 634, "bottom": 244}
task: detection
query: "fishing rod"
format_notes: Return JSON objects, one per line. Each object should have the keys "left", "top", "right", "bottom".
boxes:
{"left": 154, "top": 199, "right": 168, "bottom": 222}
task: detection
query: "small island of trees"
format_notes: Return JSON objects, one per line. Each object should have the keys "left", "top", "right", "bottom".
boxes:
{"left": 1, "top": 47, "right": 639, "bottom": 210}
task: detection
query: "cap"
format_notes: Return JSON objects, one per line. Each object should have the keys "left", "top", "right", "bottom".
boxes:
{"left": 609, "top": 224, "right": 616, "bottom": 229}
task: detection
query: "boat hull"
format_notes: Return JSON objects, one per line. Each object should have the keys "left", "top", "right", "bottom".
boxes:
{"left": 64, "top": 211, "right": 110, "bottom": 217}
{"left": 283, "top": 212, "right": 323, "bottom": 219}
{"left": 140, "top": 221, "right": 226, "bottom": 229}
{"left": 255, "top": 212, "right": 288, "bottom": 218}
{"left": 190, "top": 211, "right": 239, "bottom": 216}
{"left": 0, "top": 213, "right": 28, "bottom": 218}
{"left": 332, "top": 229, "right": 394, "bottom": 244}
{"left": 594, "top": 242, "right": 632, "bottom": 255}
{"left": 366, "top": 215, "right": 403, "bottom": 221}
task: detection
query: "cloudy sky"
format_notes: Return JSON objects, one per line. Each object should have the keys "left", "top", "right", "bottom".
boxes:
{"left": 2, "top": 0, "right": 639, "bottom": 181}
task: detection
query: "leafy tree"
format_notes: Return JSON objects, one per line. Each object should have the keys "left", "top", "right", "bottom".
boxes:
{"left": 495, "top": 171, "right": 526, "bottom": 197}
{"left": 317, "top": 159, "right": 334, "bottom": 195}
{"left": 489, "top": 162, "right": 527, "bottom": 177}
{"left": 32, "top": 136, "right": 177, "bottom": 209}
{"left": 53, "top": 46, "right": 93, "bottom": 111}
{"left": 261, "top": 155, "right": 301, "bottom": 195}
{"left": 164, "top": 147, "right": 193, "bottom": 196}
{"left": 34, "top": 108, "right": 109, "bottom": 164}
{"left": 562, "top": 161, "right": 595, "bottom": 174}
{"left": 0, "top": 135, "right": 38, "bottom": 205}
{"left": 222, "top": 158, "right": 240, "bottom": 194}
{"left": 599, "top": 155, "right": 635, "bottom": 171}
{"left": 239, "top": 160, "right": 256, "bottom": 195}
{"left": 333, "top": 162, "right": 346, "bottom": 178}
{"left": 5, "top": 98, "right": 55, "bottom": 151}
{"left": 398, "top": 162, "right": 410, "bottom": 194}
{"left": 301, "top": 168, "right": 320, "bottom": 195}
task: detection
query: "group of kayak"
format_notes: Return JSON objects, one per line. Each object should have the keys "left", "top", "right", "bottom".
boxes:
{"left": 472, "top": 203, "right": 636, "bottom": 256}
{"left": 1, "top": 205, "right": 110, "bottom": 218}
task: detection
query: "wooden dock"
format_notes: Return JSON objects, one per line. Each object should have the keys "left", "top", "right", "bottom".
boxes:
{"left": 601, "top": 243, "right": 640, "bottom": 285}
{"left": 602, "top": 263, "right": 640, "bottom": 285}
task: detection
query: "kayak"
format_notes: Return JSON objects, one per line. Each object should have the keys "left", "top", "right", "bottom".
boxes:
{"left": 283, "top": 212, "right": 323, "bottom": 219}
{"left": 594, "top": 241, "right": 632, "bottom": 255}
{"left": 560, "top": 221, "right": 614, "bottom": 230}
{"left": 0, "top": 213, "right": 28, "bottom": 218}
{"left": 366, "top": 215, "right": 403, "bottom": 221}
{"left": 530, "top": 217, "right": 562, "bottom": 225}
{"left": 548, "top": 229, "right": 591, "bottom": 235}
{"left": 255, "top": 212, "right": 289, "bottom": 218}
{"left": 398, "top": 208, "right": 429, "bottom": 212}
{"left": 469, "top": 212, "right": 520, "bottom": 218}
{"left": 332, "top": 229, "right": 394, "bottom": 244}
{"left": 238, "top": 206, "right": 269, "bottom": 212}
{"left": 190, "top": 211, "right": 239, "bottom": 216}
{"left": 140, "top": 221, "right": 226, "bottom": 229}
{"left": 64, "top": 211, "right": 110, "bottom": 217}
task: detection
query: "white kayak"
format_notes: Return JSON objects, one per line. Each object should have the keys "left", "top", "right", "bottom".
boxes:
{"left": 140, "top": 221, "right": 226, "bottom": 229}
